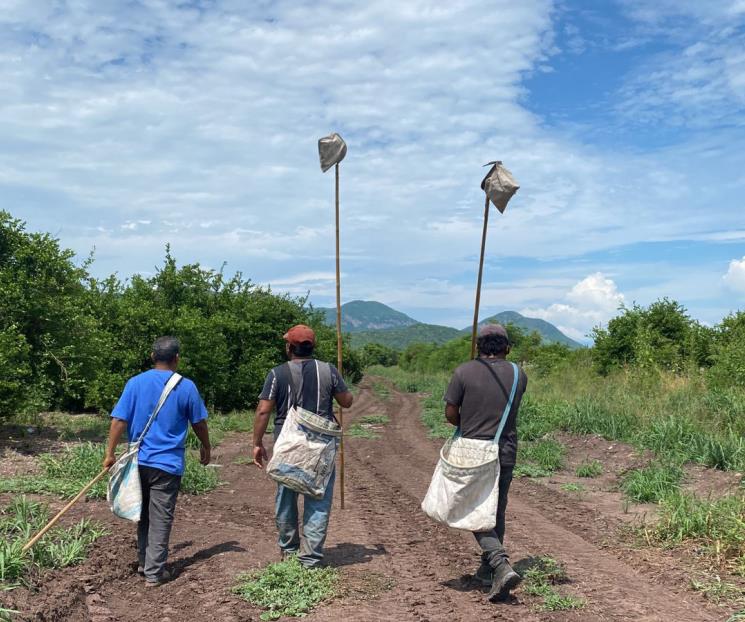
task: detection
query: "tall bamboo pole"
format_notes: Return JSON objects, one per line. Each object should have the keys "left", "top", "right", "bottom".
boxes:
{"left": 470, "top": 195, "right": 491, "bottom": 359}
{"left": 335, "top": 162, "right": 345, "bottom": 510}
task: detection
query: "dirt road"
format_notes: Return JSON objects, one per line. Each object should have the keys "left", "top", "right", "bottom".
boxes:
{"left": 9, "top": 378, "right": 730, "bottom": 621}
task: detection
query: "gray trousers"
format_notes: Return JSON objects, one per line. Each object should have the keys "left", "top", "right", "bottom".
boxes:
{"left": 473, "top": 466, "right": 514, "bottom": 568}
{"left": 137, "top": 465, "right": 181, "bottom": 581}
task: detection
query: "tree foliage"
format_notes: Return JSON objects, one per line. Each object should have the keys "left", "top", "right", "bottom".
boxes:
{"left": 0, "top": 212, "right": 360, "bottom": 418}
{"left": 591, "top": 299, "right": 712, "bottom": 374}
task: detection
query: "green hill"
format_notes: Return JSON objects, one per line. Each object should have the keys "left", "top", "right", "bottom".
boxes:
{"left": 318, "top": 300, "right": 418, "bottom": 332}
{"left": 318, "top": 300, "right": 582, "bottom": 350}
{"left": 349, "top": 323, "right": 462, "bottom": 349}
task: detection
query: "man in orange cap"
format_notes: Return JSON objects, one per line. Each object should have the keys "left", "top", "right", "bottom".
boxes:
{"left": 252, "top": 324, "right": 353, "bottom": 568}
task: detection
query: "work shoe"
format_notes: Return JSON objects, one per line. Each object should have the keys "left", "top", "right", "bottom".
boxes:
{"left": 487, "top": 562, "right": 521, "bottom": 603}
{"left": 474, "top": 556, "right": 493, "bottom": 587}
{"left": 145, "top": 569, "right": 173, "bottom": 587}
{"left": 137, "top": 565, "right": 145, "bottom": 576}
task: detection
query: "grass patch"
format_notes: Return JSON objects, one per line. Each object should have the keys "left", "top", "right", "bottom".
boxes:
{"left": 515, "top": 438, "right": 565, "bottom": 478}
{"left": 621, "top": 462, "right": 683, "bottom": 503}
{"left": 371, "top": 381, "right": 391, "bottom": 401}
{"left": 560, "top": 482, "right": 585, "bottom": 493}
{"left": 233, "top": 455, "right": 254, "bottom": 465}
{"left": 650, "top": 491, "right": 745, "bottom": 569}
{"left": 233, "top": 556, "right": 338, "bottom": 620}
{"left": 0, "top": 443, "right": 218, "bottom": 499}
{"left": 348, "top": 415, "right": 390, "bottom": 440}
{"left": 690, "top": 575, "right": 745, "bottom": 605}
{"left": 520, "top": 556, "right": 585, "bottom": 612}
{"left": 576, "top": 460, "right": 603, "bottom": 478}
{"left": 0, "top": 496, "right": 106, "bottom": 586}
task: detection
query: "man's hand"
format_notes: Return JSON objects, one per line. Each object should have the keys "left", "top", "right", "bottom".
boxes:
{"left": 253, "top": 443, "right": 268, "bottom": 469}
{"left": 199, "top": 444, "right": 211, "bottom": 466}
{"left": 103, "top": 453, "right": 116, "bottom": 470}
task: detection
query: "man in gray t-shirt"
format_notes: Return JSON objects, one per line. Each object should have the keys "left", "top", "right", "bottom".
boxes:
{"left": 444, "top": 324, "right": 528, "bottom": 603}
{"left": 252, "top": 324, "right": 353, "bottom": 568}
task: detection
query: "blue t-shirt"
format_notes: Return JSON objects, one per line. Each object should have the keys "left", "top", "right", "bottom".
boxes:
{"left": 111, "top": 369, "right": 208, "bottom": 476}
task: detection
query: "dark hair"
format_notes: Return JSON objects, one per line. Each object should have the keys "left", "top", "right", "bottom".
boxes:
{"left": 152, "top": 336, "right": 180, "bottom": 363}
{"left": 289, "top": 341, "right": 315, "bottom": 358}
{"left": 477, "top": 334, "right": 509, "bottom": 356}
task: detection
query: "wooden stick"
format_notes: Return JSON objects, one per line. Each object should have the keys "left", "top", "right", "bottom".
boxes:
{"left": 335, "top": 161, "right": 345, "bottom": 510}
{"left": 471, "top": 195, "right": 491, "bottom": 359}
{"left": 22, "top": 467, "right": 109, "bottom": 553}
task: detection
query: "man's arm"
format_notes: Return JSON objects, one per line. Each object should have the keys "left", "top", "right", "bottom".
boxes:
{"left": 103, "top": 418, "right": 128, "bottom": 469}
{"left": 191, "top": 419, "right": 211, "bottom": 465}
{"left": 334, "top": 391, "right": 353, "bottom": 409}
{"left": 252, "top": 399, "right": 274, "bottom": 469}
{"left": 445, "top": 403, "right": 460, "bottom": 427}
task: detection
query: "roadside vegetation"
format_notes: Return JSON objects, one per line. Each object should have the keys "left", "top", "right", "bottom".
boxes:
{"left": 519, "top": 556, "right": 585, "bottom": 612}
{"left": 348, "top": 415, "right": 390, "bottom": 439}
{"left": 233, "top": 557, "right": 338, "bottom": 620}
{"left": 0, "top": 496, "right": 105, "bottom": 586}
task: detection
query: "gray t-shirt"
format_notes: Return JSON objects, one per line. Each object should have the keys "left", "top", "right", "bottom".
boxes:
{"left": 259, "top": 359, "right": 348, "bottom": 428}
{"left": 443, "top": 358, "right": 528, "bottom": 467}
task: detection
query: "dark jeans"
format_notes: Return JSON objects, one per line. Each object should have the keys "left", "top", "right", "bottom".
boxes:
{"left": 473, "top": 465, "right": 514, "bottom": 568}
{"left": 137, "top": 465, "right": 181, "bottom": 581}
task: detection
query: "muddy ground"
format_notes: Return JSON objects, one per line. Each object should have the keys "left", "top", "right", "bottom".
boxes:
{"left": 2, "top": 377, "right": 743, "bottom": 621}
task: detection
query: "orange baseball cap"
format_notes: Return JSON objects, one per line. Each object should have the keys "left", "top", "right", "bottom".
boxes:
{"left": 283, "top": 324, "right": 316, "bottom": 346}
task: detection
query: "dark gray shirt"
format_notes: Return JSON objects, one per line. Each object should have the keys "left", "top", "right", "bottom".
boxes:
{"left": 259, "top": 359, "right": 348, "bottom": 428}
{"left": 443, "top": 358, "right": 528, "bottom": 467}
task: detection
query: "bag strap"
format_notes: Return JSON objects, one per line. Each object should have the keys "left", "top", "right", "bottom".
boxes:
{"left": 476, "top": 360, "right": 519, "bottom": 443}
{"left": 285, "top": 362, "right": 301, "bottom": 409}
{"left": 135, "top": 372, "right": 182, "bottom": 444}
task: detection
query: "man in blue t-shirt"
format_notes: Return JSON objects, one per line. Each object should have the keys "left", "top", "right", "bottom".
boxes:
{"left": 103, "top": 336, "right": 211, "bottom": 586}
{"left": 253, "top": 324, "right": 353, "bottom": 568}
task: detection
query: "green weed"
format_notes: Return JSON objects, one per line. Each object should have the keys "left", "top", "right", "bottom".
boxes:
{"left": 518, "top": 438, "right": 565, "bottom": 476}
{"left": 690, "top": 575, "right": 745, "bottom": 605}
{"left": 560, "top": 483, "right": 585, "bottom": 493}
{"left": 233, "top": 556, "right": 338, "bottom": 620}
{"left": 520, "top": 556, "right": 585, "bottom": 612}
{"left": 652, "top": 491, "right": 745, "bottom": 567}
{"left": 576, "top": 460, "right": 603, "bottom": 478}
{"left": 727, "top": 611, "right": 745, "bottom": 622}
{"left": 371, "top": 382, "right": 391, "bottom": 401}
{"left": 180, "top": 454, "right": 219, "bottom": 495}
{"left": 621, "top": 462, "right": 684, "bottom": 503}
{"left": 0, "top": 443, "right": 217, "bottom": 498}
{"left": 0, "top": 496, "right": 105, "bottom": 585}
{"left": 348, "top": 415, "right": 390, "bottom": 439}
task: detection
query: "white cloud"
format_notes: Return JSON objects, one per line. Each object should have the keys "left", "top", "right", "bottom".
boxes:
{"left": 723, "top": 256, "right": 745, "bottom": 293}
{"left": 521, "top": 273, "right": 625, "bottom": 342}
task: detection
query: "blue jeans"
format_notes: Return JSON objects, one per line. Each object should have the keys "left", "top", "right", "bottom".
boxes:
{"left": 275, "top": 468, "right": 335, "bottom": 567}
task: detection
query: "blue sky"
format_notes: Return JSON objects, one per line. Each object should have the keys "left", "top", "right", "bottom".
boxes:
{"left": 1, "top": 0, "right": 744, "bottom": 342}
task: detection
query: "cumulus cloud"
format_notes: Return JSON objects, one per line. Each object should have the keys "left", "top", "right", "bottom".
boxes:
{"left": 723, "top": 257, "right": 745, "bottom": 292}
{"left": 0, "top": 1, "right": 742, "bottom": 326}
{"left": 521, "top": 273, "right": 625, "bottom": 342}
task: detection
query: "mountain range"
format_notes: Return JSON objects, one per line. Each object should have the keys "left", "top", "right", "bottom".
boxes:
{"left": 318, "top": 301, "right": 582, "bottom": 350}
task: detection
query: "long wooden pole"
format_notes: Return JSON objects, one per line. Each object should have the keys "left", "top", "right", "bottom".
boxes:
{"left": 471, "top": 195, "right": 491, "bottom": 359}
{"left": 22, "top": 467, "right": 109, "bottom": 553}
{"left": 335, "top": 162, "right": 345, "bottom": 510}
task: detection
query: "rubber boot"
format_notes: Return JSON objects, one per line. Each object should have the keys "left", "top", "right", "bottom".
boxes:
{"left": 474, "top": 553, "right": 493, "bottom": 587}
{"left": 488, "top": 560, "right": 521, "bottom": 603}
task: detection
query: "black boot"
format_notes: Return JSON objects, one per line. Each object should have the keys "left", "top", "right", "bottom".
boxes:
{"left": 474, "top": 553, "right": 492, "bottom": 586}
{"left": 488, "top": 560, "right": 521, "bottom": 603}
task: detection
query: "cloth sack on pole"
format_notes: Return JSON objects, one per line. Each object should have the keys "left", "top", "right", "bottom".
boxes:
{"left": 266, "top": 360, "right": 342, "bottom": 499}
{"left": 318, "top": 133, "right": 347, "bottom": 172}
{"left": 421, "top": 362, "right": 519, "bottom": 532}
{"left": 107, "top": 372, "right": 182, "bottom": 522}
{"left": 481, "top": 161, "right": 519, "bottom": 213}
